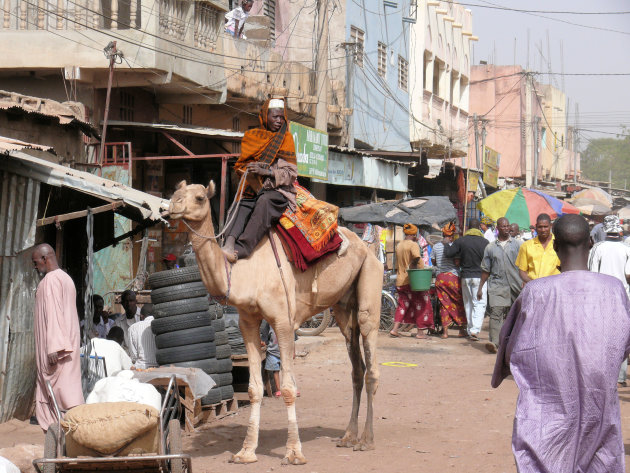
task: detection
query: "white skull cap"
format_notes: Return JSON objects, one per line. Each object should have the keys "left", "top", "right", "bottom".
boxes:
{"left": 268, "top": 98, "right": 284, "bottom": 109}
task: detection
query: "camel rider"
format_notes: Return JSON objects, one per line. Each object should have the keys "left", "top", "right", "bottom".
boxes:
{"left": 222, "top": 98, "right": 298, "bottom": 263}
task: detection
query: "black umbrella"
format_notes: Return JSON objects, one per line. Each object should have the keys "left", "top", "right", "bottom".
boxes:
{"left": 339, "top": 196, "right": 457, "bottom": 229}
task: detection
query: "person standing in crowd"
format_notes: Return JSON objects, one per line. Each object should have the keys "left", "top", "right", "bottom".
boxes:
{"left": 113, "top": 290, "right": 141, "bottom": 355}
{"left": 590, "top": 214, "right": 606, "bottom": 244}
{"left": 588, "top": 215, "right": 630, "bottom": 387}
{"left": 492, "top": 214, "right": 630, "bottom": 473}
{"left": 31, "top": 244, "right": 84, "bottom": 432}
{"left": 128, "top": 304, "right": 158, "bottom": 369}
{"left": 93, "top": 294, "right": 114, "bottom": 339}
{"left": 481, "top": 216, "right": 496, "bottom": 242}
{"left": 432, "top": 222, "right": 467, "bottom": 339}
{"left": 224, "top": 0, "right": 253, "bottom": 38}
{"left": 389, "top": 224, "right": 433, "bottom": 339}
{"left": 444, "top": 218, "right": 489, "bottom": 341}
{"left": 477, "top": 218, "right": 522, "bottom": 354}
{"left": 509, "top": 223, "right": 522, "bottom": 241}
{"left": 515, "top": 213, "right": 560, "bottom": 284}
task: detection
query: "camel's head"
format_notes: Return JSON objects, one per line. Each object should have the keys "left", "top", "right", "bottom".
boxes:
{"left": 169, "top": 180, "right": 216, "bottom": 222}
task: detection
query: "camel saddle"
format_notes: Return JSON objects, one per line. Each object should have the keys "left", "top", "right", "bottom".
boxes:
{"left": 275, "top": 185, "right": 343, "bottom": 271}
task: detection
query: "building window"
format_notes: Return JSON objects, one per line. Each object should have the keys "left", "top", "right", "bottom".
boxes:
{"left": 350, "top": 26, "right": 364, "bottom": 68}
{"left": 119, "top": 91, "right": 134, "bottom": 121}
{"left": 377, "top": 42, "right": 387, "bottom": 77}
{"left": 433, "top": 59, "right": 444, "bottom": 97}
{"left": 398, "top": 55, "right": 408, "bottom": 91}
{"left": 264, "top": 0, "right": 276, "bottom": 41}
{"left": 232, "top": 116, "right": 240, "bottom": 132}
{"left": 183, "top": 105, "right": 192, "bottom": 125}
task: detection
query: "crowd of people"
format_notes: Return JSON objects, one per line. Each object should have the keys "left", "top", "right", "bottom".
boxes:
{"left": 386, "top": 211, "right": 630, "bottom": 472}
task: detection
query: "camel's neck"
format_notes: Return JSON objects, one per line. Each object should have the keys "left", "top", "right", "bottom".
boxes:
{"left": 186, "top": 216, "right": 229, "bottom": 297}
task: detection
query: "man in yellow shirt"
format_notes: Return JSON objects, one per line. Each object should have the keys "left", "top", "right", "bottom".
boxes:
{"left": 516, "top": 213, "right": 560, "bottom": 283}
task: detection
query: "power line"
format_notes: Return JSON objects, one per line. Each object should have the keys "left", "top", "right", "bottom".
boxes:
{"left": 442, "top": 0, "right": 630, "bottom": 15}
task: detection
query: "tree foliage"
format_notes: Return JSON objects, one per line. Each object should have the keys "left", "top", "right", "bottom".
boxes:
{"left": 581, "top": 129, "right": 630, "bottom": 188}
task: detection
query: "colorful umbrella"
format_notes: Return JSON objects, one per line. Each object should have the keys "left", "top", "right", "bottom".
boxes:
{"left": 477, "top": 187, "right": 580, "bottom": 229}
{"left": 570, "top": 187, "right": 612, "bottom": 207}
{"left": 570, "top": 198, "right": 610, "bottom": 216}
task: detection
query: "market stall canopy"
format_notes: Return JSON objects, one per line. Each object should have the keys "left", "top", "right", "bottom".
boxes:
{"left": 477, "top": 187, "right": 580, "bottom": 229}
{"left": 570, "top": 187, "right": 613, "bottom": 207}
{"left": 339, "top": 196, "right": 457, "bottom": 229}
{"left": 0, "top": 150, "right": 169, "bottom": 223}
{"left": 570, "top": 198, "right": 611, "bottom": 216}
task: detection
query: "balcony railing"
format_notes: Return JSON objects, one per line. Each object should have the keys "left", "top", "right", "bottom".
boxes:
{"left": 1, "top": 0, "right": 222, "bottom": 52}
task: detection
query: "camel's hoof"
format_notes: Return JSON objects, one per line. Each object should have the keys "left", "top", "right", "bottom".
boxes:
{"left": 230, "top": 451, "right": 258, "bottom": 464}
{"left": 281, "top": 450, "right": 307, "bottom": 465}
{"left": 336, "top": 436, "right": 358, "bottom": 448}
{"left": 353, "top": 440, "right": 375, "bottom": 451}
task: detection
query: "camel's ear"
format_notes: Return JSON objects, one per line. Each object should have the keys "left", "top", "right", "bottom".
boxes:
{"left": 176, "top": 180, "right": 187, "bottom": 190}
{"left": 207, "top": 180, "right": 216, "bottom": 199}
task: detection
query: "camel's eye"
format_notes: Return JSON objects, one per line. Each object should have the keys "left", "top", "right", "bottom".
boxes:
{"left": 195, "top": 195, "right": 205, "bottom": 202}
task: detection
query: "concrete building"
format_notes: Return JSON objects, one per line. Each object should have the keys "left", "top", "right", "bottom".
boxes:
{"left": 410, "top": 0, "right": 475, "bottom": 162}
{"left": 468, "top": 64, "right": 542, "bottom": 186}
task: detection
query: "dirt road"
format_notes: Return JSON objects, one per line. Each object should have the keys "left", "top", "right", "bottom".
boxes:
{"left": 3, "top": 325, "right": 630, "bottom": 472}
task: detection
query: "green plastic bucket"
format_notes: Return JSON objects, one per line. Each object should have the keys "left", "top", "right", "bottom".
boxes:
{"left": 408, "top": 269, "right": 432, "bottom": 291}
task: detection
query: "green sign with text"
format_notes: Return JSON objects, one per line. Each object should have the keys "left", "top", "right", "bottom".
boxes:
{"left": 290, "top": 121, "right": 328, "bottom": 180}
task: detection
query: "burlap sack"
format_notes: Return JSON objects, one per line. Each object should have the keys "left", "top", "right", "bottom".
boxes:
{"left": 61, "top": 402, "right": 159, "bottom": 455}
{"left": 65, "top": 424, "right": 160, "bottom": 457}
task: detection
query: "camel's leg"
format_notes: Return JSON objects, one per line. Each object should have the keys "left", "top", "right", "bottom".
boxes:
{"left": 231, "top": 316, "right": 263, "bottom": 464}
{"left": 273, "top": 317, "right": 307, "bottom": 465}
{"left": 335, "top": 304, "right": 365, "bottom": 448}
{"left": 355, "top": 255, "right": 382, "bottom": 451}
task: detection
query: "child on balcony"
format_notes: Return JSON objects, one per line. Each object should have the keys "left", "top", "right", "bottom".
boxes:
{"left": 225, "top": 0, "right": 253, "bottom": 39}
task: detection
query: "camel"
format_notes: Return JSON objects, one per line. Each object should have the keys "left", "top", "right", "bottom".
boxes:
{"left": 168, "top": 180, "right": 383, "bottom": 465}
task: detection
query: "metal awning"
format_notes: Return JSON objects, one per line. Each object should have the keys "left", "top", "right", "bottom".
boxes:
{"left": 105, "top": 120, "right": 244, "bottom": 140}
{"left": 0, "top": 151, "right": 169, "bottom": 223}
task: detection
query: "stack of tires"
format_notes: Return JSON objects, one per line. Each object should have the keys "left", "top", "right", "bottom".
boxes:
{"left": 148, "top": 265, "right": 234, "bottom": 406}
{"left": 224, "top": 306, "right": 246, "bottom": 356}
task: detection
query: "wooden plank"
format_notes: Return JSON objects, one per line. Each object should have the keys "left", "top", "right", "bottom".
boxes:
{"left": 37, "top": 201, "right": 124, "bottom": 226}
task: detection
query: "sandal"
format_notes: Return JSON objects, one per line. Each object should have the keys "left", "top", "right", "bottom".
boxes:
{"left": 389, "top": 331, "right": 401, "bottom": 338}
{"left": 274, "top": 391, "right": 282, "bottom": 398}
{"left": 469, "top": 334, "right": 479, "bottom": 341}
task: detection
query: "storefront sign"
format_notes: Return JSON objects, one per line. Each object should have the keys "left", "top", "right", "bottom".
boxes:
{"left": 483, "top": 146, "right": 500, "bottom": 187}
{"left": 290, "top": 122, "right": 328, "bottom": 180}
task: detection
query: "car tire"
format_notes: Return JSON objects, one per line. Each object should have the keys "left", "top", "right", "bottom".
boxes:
{"left": 147, "top": 266, "right": 202, "bottom": 290}
{"left": 172, "top": 357, "right": 232, "bottom": 374}
{"left": 151, "top": 311, "right": 213, "bottom": 335}
{"left": 200, "top": 388, "right": 222, "bottom": 406}
{"left": 153, "top": 297, "right": 210, "bottom": 318}
{"left": 151, "top": 281, "right": 208, "bottom": 305}
{"left": 211, "top": 319, "right": 225, "bottom": 332}
{"left": 220, "top": 385, "right": 234, "bottom": 400}
{"left": 210, "top": 372, "right": 233, "bottom": 387}
{"left": 213, "top": 330, "right": 228, "bottom": 346}
{"left": 155, "top": 326, "right": 215, "bottom": 349}
{"left": 156, "top": 342, "right": 216, "bottom": 365}
{"left": 216, "top": 344, "right": 232, "bottom": 360}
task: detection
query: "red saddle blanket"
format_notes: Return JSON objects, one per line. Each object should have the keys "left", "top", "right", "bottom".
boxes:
{"left": 275, "top": 184, "right": 342, "bottom": 271}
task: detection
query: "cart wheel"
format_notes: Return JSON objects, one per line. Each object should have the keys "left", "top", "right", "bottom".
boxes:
{"left": 43, "top": 425, "right": 58, "bottom": 473}
{"left": 167, "top": 419, "right": 184, "bottom": 473}
{"left": 296, "top": 308, "right": 332, "bottom": 336}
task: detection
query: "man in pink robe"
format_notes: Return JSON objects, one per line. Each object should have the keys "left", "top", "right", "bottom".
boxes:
{"left": 32, "top": 243, "right": 84, "bottom": 432}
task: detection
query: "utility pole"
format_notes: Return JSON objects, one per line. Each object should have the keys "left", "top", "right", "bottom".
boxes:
{"left": 100, "top": 41, "right": 120, "bottom": 167}
{"left": 533, "top": 116, "right": 540, "bottom": 188}
{"left": 478, "top": 119, "right": 488, "bottom": 197}
{"left": 315, "top": 0, "right": 329, "bottom": 133}
{"left": 609, "top": 169, "right": 612, "bottom": 194}
{"left": 473, "top": 113, "right": 480, "bottom": 169}
{"left": 574, "top": 102, "right": 579, "bottom": 183}
{"left": 341, "top": 42, "right": 355, "bottom": 148}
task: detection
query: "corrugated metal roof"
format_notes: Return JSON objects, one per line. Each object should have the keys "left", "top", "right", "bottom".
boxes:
{"left": 0, "top": 136, "right": 54, "bottom": 153}
{"left": 0, "top": 151, "right": 170, "bottom": 222}
{"left": 0, "top": 90, "right": 98, "bottom": 137}
{"left": 0, "top": 170, "right": 40, "bottom": 422}
{"left": 106, "top": 120, "right": 244, "bottom": 139}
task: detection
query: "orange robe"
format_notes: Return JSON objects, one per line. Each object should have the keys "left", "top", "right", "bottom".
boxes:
{"left": 34, "top": 269, "right": 84, "bottom": 431}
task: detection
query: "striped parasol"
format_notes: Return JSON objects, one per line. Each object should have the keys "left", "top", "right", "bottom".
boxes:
{"left": 477, "top": 187, "right": 580, "bottom": 229}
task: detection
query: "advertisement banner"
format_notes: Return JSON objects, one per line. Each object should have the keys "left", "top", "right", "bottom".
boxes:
{"left": 290, "top": 121, "right": 328, "bottom": 180}
{"left": 483, "top": 146, "right": 500, "bottom": 187}
{"left": 467, "top": 170, "right": 480, "bottom": 193}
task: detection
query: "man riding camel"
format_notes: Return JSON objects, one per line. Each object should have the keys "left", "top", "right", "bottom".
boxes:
{"left": 222, "top": 98, "right": 298, "bottom": 263}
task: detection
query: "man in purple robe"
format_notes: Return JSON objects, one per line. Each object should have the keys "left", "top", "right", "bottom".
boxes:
{"left": 492, "top": 214, "right": 630, "bottom": 473}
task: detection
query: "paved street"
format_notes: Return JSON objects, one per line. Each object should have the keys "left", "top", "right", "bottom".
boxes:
{"left": 3, "top": 323, "right": 630, "bottom": 472}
